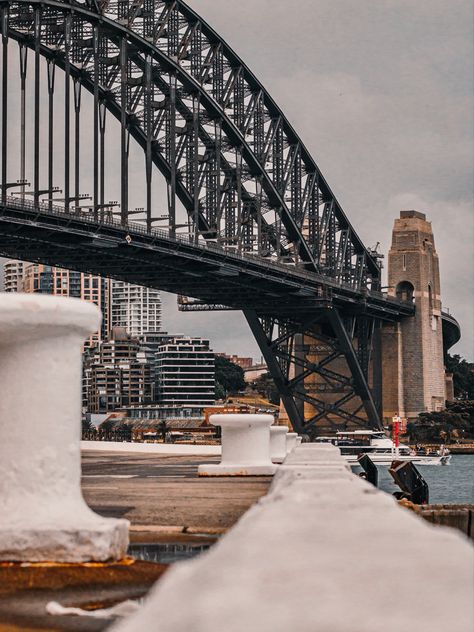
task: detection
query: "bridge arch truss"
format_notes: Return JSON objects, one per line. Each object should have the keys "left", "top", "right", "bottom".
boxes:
{"left": 0, "top": 0, "right": 413, "bottom": 434}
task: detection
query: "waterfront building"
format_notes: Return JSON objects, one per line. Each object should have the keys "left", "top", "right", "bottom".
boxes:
{"left": 83, "top": 327, "right": 156, "bottom": 413}
{"left": 110, "top": 281, "right": 162, "bottom": 337}
{"left": 3, "top": 259, "right": 24, "bottom": 292}
{"left": 119, "top": 403, "right": 204, "bottom": 421}
{"left": 21, "top": 263, "right": 55, "bottom": 294}
{"left": 79, "top": 274, "right": 110, "bottom": 348}
{"left": 155, "top": 336, "right": 215, "bottom": 409}
{"left": 216, "top": 353, "right": 254, "bottom": 369}
{"left": 96, "top": 406, "right": 215, "bottom": 443}
{"left": 139, "top": 332, "right": 175, "bottom": 355}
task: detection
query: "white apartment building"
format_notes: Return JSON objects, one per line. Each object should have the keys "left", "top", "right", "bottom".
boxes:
{"left": 3, "top": 259, "right": 24, "bottom": 292}
{"left": 110, "top": 281, "right": 162, "bottom": 337}
{"left": 155, "top": 336, "right": 215, "bottom": 409}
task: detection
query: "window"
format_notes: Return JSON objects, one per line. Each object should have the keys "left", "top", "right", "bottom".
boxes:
{"left": 395, "top": 281, "right": 415, "bottom": 303}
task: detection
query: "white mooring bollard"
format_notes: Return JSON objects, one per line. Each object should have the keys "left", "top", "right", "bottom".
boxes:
{"left": 198, "top": 414, "right": 277, "bottom": 476}
{"left": 296, "top": 436, "right": 303, "bottom": 446}
{"left": 269, "top": 425, "right": 289, "bottom": 463}
{"left": 0, "top": 293, "right": 129, "bottom": 562}
{"left": 285, "top": 432, "right": 298, "bottom": 454}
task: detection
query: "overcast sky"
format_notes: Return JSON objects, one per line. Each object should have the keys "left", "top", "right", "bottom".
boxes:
{"left": 163, "top": 0, "right": 473, "bottom": 360}
{"left": 1, "top": 0, "right": 473, "bottom": 360}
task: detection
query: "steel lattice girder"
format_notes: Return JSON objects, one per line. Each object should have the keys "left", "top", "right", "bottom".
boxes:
{"left": 244, "top": 309, "right": 382, "bottom": 435}
{"left": 3, "top": 0, "right": 380, "bottom": 292}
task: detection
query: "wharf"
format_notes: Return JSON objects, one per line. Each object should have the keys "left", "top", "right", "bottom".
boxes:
{"left": 0, "top": 450, "right": 272, "bottom": 632}
{"left": 81, "top": 450, "right": 271, "bottom": 539}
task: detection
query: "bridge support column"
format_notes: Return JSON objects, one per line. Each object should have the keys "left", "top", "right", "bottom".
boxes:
{"left": 0, "top": 293, "right": 129, "bottom": 562}
{"left": 382, "top": 211, "right": 447, "bottom": 424}
{"left": 245, "top": 309, "right": 382, "bottom": 437}
{"left": 327, "top": 309, "right": 381, "bottom": 431}
{"left": 244, "top": 310, "right": 305, "bottom": 434}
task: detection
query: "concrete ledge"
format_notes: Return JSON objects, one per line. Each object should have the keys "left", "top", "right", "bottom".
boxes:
{"left": 81, "top": 441, "right": 221, "bottom": 456}
{"left": 114, "top": 445, "right": 474, "bottom": 632}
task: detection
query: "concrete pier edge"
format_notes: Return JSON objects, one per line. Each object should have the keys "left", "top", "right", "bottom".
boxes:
{"left": 112, "top": 444, "right": 474, "bottom": 632}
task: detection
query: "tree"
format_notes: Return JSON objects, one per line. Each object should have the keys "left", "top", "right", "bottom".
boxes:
{"left": 159, "top": 419, "right": 168, "bottom": 442}
{"left": 81, "top": 416, "right": 95, "bottom": 439}
{"left": 215, "top": 381, "right": 226, "bottom": 401}
{"left": 82, "top": 417, "right": 93, "bottom": 433}
{"left": 253, "top": 372, "right": 280, "bottom": 405}
{"left": 406, "top": 421, "right": 418, "bottom": 443}
{"left": 215, "top": 356, "right": 246, "bottom": 397}
{"left": 445, "top": 354, "right": 474, "bottom": 399}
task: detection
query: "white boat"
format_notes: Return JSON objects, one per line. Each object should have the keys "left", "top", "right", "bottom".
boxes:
{"left": 314, "top": 431, "right": 451, "bottom": 466}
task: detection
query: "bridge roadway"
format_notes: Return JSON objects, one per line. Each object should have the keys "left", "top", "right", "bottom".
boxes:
{"left": 0, "top": 196, "right": 413, "bottom": 323}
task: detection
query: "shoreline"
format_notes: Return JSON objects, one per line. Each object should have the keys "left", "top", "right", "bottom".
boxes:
{"left": 414, "top": 444, "right": 474, "bottom": 455}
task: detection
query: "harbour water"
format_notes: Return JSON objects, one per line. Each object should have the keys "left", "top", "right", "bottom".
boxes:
{"left": 129, "top": 542, "right": 210, "bottom": 564}
{"left": 354, "top": 455, "right": 474, "bottom": 504}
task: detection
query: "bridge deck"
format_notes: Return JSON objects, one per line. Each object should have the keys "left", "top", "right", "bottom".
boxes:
{"left": 0, "top": 197, "right": 413, "bottom": 321}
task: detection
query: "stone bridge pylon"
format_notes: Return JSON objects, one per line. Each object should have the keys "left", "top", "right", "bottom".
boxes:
{"left": 381, "top": 210, "right": 460, "bottom": 424}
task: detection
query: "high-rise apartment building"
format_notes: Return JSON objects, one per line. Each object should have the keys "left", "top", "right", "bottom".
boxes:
{"left": 15, "top": 262, "right": 109, "bottom": 348}
{"left": 79, "top": 274, "right": 110, "bottom": 348}
{"left": 83, "top": 327, "right": 156, "bottom": 413}
{"left": 21, "top": 263, "right": 56, "bottom": 294}
{"left": 110, "top": 281, "right": 162, "bottom": 337}
{"left": 3, "top": 260, "right": 24, "bottom": 292}
{"left": 155, "top": 336, "right": 215, "bottom": 409}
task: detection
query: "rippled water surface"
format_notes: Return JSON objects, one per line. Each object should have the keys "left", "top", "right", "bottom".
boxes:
{"left": 356, "top": 455, "right": 474, "bottom": 504}
{"left": 129, "top": 542, "right": 210, "bottom": 563}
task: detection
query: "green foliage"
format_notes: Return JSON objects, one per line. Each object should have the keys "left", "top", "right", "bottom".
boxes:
{"left": 159, "top": 419, "right": 167, "bottom": 441}
{"left": 215, "top": 356, "right": 246, "bottom": 397}
{"left": 406, "top": 421, "right": 418, "bottom": 442}
{"left": 252, "top": 372, "right": 280, "bottom": 405}
{"left": 445, "top": 353, "right": 474, "bottom": 399}
{"left": 416, "top": 400, "right": 474, "bottom": 442}
{"left": 215, "top": 381, "right": 226, "bottom": 401}
{"left": 82, "top": 417, "right": 93, "bottom": 433}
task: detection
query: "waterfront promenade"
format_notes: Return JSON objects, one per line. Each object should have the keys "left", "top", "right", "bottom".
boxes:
{"left": 82, "top": 450, "right": 271, "bottom": 538}
{"left": 1, "top": 445, "right": 473, "bottom": 631}
{"left": 0, "top": 450, "right": 272, "bottom": 632}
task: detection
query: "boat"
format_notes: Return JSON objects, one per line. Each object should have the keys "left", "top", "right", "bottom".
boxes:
{"left": 314, "top": 431, "right": 451, "bottom": 466}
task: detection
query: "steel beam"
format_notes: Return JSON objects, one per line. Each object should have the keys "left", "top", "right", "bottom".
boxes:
{"left": 327, "top": 308, "right": 382, "bottom": 430}
{"left": 244, "top": 309, "right": 305, "bottom": 433}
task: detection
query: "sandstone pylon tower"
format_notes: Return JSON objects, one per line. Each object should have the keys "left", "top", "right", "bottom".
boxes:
{"left": 382, "top": 211, "right": 446, "bottom": 422}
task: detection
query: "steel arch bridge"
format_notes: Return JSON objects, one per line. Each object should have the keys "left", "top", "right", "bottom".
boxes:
{"left": 0, "top": 0, "right": 414, "bottom": 435}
